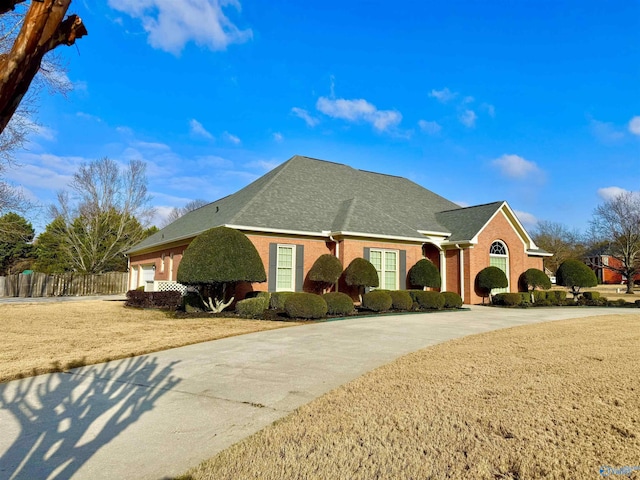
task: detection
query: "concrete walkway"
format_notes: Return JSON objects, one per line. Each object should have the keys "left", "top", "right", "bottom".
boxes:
{"left": 0, "top": 306, "right": 632, "bottom": 479}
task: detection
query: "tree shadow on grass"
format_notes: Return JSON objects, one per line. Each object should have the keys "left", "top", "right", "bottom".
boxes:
{"left": 0, "top": 356, "right": 180, "bottom": 479}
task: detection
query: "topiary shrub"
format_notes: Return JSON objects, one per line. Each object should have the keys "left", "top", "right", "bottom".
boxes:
{"left": 284, "top": 293, "right": 328, "bottom": 319}
{"left": 413, "top": 290, "right": 445, "bottom": 310}
{"left": 362, "top": 290, "right": 393, "bottom": 312}
{"left": 177, "top": 227, "right": 266, "bottom": 312}
{"left": 475, "top": 266, "right": 508, "bottom": 304}
{"left": 236, "top": 297, "right": 267, "bottom": 317}
{"left": 322, "top": 292, "right": 355, "bottom": 315}
{"left": 270, "top": 291, "right": 295, "bottom": 310}
{"left": 442, "top": 291, "right": 463, "bottom": 309}
{"left": 546, "top": 290, "right": 567, "bottom": 304}
{"left": 518, "top": 268, "right": 552, "bottom": 295}
{"left": 408, "top": 259, "right": 441, "bottom": 290}
{"left": 532, "top": 290, "right": 547, "bottom": 303}
{"left": 582, "top": 291, "right": 600, "bottom": 300}
{"left": 343, "top": 257, "right": 379, "bottom": 302}
{"left": 556, "top": 259, "right": 597, "bottom": 299}
{"left": 388, "top": 290, "right": 413, "bottom": 311}
{"left": 308, "top": 254, "right": 343, "bottom": 293}
{"left": 518, "top": 292, "right": 531, "bottom": 305}
{"left": 493, "top": 292, "right": 521, "bottom": 306}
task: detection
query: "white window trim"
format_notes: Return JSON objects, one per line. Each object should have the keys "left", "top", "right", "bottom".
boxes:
{"left": 489, "top": 240, "right": 509, "bottom": 293}
{"left": 370, "top": 248, "right": 400, "bottom": 290}
{"left": 276, "top": 244, "right": 296, "bottom": 292}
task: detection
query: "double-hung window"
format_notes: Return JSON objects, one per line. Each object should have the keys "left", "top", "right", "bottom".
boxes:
{"left": 369, "top": 249, "right": 398, "bottom": 290}
{"left": 276, "top": 245, "right": 296, "bottom": 291}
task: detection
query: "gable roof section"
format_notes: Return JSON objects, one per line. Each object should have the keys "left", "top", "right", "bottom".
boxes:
{"left": 128, "top": 155, "right": 541, "bottom": 254}
{"left": 436, "top": 202, "right": 504, "bottom": 243}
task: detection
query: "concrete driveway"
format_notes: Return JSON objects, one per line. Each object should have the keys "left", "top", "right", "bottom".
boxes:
{"left": 0, "top": 306, "right": 631, "bottom": 479}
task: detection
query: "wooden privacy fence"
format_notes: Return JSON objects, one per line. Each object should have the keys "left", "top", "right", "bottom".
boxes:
{"left": 0, "top": 272, "right": 128, "bottom": 298}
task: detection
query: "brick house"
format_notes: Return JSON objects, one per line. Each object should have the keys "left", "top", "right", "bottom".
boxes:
{"left": 126, "top": 155, "right": 550, "bottom": 304}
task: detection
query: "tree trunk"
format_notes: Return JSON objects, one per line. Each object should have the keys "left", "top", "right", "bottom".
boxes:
{"left": 0, "top": 0, "right": 87, "bottom": 134}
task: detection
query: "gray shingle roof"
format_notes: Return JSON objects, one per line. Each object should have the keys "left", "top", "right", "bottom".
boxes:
{"left": 128, "top": 156, "right": 513, "bottom": 253}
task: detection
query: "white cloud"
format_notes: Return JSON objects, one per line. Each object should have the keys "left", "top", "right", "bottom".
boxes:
{"left": 418, "top": 120, "right": 441, "bottom": 135}
{"left": 589, "top": 117, "right": 624, "bottom": 143}
{"left": 429, "top": 87, "right": 457, "bottom": 103}
{"left": 196, "top": 155, "right": 233, "bottom": 168}
{"left": 291, "top": 107, "right": 320, "bottom": 127}
{"left": 151, "top": 205, "right": 175, "bottom": 228}
{"left": 76, "top": 112, "right": 102, "bottom": 122}
{"left": 459, "top": 109, "right": 477, "bottom": 128}
{"left": 514, "top": 210, "right": 538, "bottom": 229}
{"left": 492, "top": 154, "right": 540, "bottom": 179}
{"left": 628, "top": 116, "right": 640, "bottom": 136}
{"left": 454, "top": 200, "right": 470, "bottom": 208}
{"left": 481, "top": 103, "right": 496, "bottom": 117}
{"left": 597, "top": 186, "right": 630, "bottom": 201}
{"left": 316, "top": 96, "right": 402, "bottom": 132}
{"left": 273, "top": 132, "right": 283, "bottom": 142}
{"left": 108, "top": 0, "right": 252, "bottom": 55}
{"left": 116, "top": 126, "right": 134, "bottom": 135}
{"left": 189, "top": 119, "right": 214, "bottom": 139}
{"left": 246, "top": 159, "right": 280, "bottom": 171}
{"left": 223, "top": 131, "right": 241, "bottom": 144}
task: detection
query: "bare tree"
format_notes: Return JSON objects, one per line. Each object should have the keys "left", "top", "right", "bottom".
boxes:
{"left": 590, "top": 191, "right": 640, "bottom": 294}
{"left": 0, "top": 0, "right": 86, "bottom": 133}
{"left": 0, "top": 1, "right": 76, "bottom": 214}
{"left": 161, "top": 199, "right": 209, "bottom": 227}
{"left": 51, "top": 158, "right": 155, "bottom": 274}
{"left": 531, "top": 220, "right": 585, "bottom": 274}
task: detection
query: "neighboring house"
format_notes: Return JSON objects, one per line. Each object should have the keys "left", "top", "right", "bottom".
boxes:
{"left": 585, "top": 252, "right": 640, "bottom": 284}
{"left": 126, "top": 155, "right": 550, "bottom": 304}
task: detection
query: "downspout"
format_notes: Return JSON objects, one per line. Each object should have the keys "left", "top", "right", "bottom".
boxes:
{"left": 126, "top": 254, "right": 131, "bottom": 290}
{"left": 330, "top": 235, "right": 340, "bottom": 292}
{"left": 456, "top": 244, "right": 465, "bottom": 302}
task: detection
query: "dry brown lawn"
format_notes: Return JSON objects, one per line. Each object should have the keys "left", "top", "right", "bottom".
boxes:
{"left": 0, "top": 300, "right": 299, "bottom": 383}
{"left": 182, "top": 314, "right": 640, "bottom": 480}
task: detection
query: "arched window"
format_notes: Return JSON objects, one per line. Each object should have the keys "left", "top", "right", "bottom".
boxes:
{"left": 489, "top": 240, "right": 509, "bottom": 293}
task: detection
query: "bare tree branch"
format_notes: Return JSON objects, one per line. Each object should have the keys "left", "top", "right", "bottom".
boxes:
{"left": 161, "top": 198, "right": 209, "bottom": 227}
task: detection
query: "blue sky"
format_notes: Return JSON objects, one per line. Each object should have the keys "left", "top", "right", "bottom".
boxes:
{"left": 11, "top": 0, "right": 640, "bottom": 233}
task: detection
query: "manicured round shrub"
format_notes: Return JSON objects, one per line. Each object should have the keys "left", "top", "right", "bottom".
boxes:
{"left": 519, "top": 268, "right": 552, "bottom": 292}
{"left": 177, "top": 226, "right": 266, "bottom": 284}
{"left": 344, "top": 257, "right": 379, "bottom": 293}
{"left": 308, "top": 254, "right": 343, "bottom": 292}
{"left": 493, "top": 292, "right": 521, "bottom": 306}
{"left": 413, "top": 290, "right": 445, "bottom": 310}
{"left": 322, "top": 292, "right": 355, "bottom": 315}
{"left": 236, "top": 297, "right": 267, "bottom": 317}
{"left": 388, "top": 290, "right": 413, "bottom": 310}
{"left": 362, "top": 290, "right": 393, "bottom": 312}
{"left": 270, "top": 291, "right": 295, "bottom": 310}
{"left": 442, "top": 291, "right": 463, "bottom": 309}
{"left": 582, "top": 291, "right": 600, "bottom": 300}
{"left": 408, "top": 259, "right": 441, "bottom": 290}
{"left": 284, "top": 293, "right": 328, "bottom": 319}
{"left": 546, "top": 290, "right": 566, "bottom": 304}
{"left": 177, "top": 227, "right": 266, "bottom": 312}
{"left": 475, "top": 266, "right": 508, "bottom": 303}
{"left": 556, "top": 259, "right": 597, "bottom": 297}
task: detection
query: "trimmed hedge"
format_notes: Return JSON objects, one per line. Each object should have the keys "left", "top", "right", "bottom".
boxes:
{"left": 583, "top": 291, "right": 600, "bottom": 300}
{"left": 519, "top": 268, "right": 552, "bottom": 292}
{"left": 309, "top": 254, "right": 343, "bottom": 288}
{"left": 284, "top": 293, "right": 328, "bottom": 319}
{"left": 442, "top": 291, "right": 463, "bottom": 309}
{"left": 493, "top": 292, "right": 521, "bottom": 306}
{"left": 126, "top": 290, "right": 182, "bottom": 310}
{"left": 270, "top": 292, "right": 295, "bottom": 310}
{"left": 235, "top": 297, "right": 267, "bottom": 317}
{"left": 344, "top": 258, "right": 379, "bottom": 289}
{"left": 389, "top": 290, "right": 413, "bottom": 310}
{"left": 547, "top": 290, "right": 567, "bottom": 302}
{"left": 412, "top": 290, "right": 445, "bottom": 310}
{"left": 362, "top": 291, "right": 393, "bottom": 312}
{"left": 556, "top": 259, "right": 597, "bottom": 294}
{"left": 322, "top": 292, "right": 355, "bottom": 315}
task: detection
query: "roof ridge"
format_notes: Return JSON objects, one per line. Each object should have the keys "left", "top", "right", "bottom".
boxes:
{"left": 438, "top": 200, "right": 504, "bottom": 214}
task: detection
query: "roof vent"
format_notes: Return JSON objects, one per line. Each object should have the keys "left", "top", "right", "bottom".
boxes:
{"left": 216, "top": 206, "right": 219, "bottom": 213}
